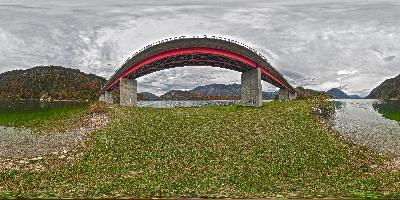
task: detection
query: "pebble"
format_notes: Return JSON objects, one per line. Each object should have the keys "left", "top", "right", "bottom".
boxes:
{"left": 30, "top": 156, "right": 43, "bottom": 161}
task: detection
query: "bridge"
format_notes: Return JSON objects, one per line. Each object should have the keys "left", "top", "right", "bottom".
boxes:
{"left": 99, "top": 37, "right": 296, "bottom": 107}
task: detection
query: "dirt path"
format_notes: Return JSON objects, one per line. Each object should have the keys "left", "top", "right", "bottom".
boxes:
{"left": 0, "top": 113, "right": 110, "bottom": 171}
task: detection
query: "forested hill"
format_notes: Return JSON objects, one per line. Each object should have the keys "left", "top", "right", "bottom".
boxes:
{"left": 0, "top": 66, "right": 106, "bottom": 101}
{"left": 367, "top": 74, "right": 400, "bottom": 99}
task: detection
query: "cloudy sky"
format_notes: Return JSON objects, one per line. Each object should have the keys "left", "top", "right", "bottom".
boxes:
{"left": 0, "top": 0, "right": 399, "bottom": 96}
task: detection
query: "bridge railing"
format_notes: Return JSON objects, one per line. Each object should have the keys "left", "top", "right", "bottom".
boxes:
{"left": 127, "top": 35, "right": 271, "bottom": 65}
{"left": 104, "top": 35, "right": 291, "bottom": 91}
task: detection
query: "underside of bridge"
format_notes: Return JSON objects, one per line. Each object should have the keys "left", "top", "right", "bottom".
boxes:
{"left": 100, "top": 38, "right": 296, "bottom": 107}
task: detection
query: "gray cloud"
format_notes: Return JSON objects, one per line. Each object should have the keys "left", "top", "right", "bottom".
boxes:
{"left": 0, "top": 0, "right": 399, "bottom": 96}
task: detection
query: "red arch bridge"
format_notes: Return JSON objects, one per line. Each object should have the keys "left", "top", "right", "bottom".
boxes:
{"left": 99, "top": 38, "right": 297, "bottom": 107}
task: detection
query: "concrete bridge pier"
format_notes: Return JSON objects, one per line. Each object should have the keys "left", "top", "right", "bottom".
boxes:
{"left": 278, "top": 89, "right": 297, "bottom": 101}
{"left": 99, "top": 93, "right": 105, "bottom": 102}
{"left": 104, "top": 91, "right": 113, "bottom": 103}
{"left": 241, "top": 68, "right": 262, "bottom": 107}
{"left": 120, "top": 77, "right": 137, "bottom": 106}
{"left": 289, "top": 91, "right": 297, "bottom": 100}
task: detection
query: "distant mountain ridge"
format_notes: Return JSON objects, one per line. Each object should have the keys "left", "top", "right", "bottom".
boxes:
{"left": 367, "top": 74, "right": 400, "bottom": 99}
{"left": 139, "top": 92, "right": 159, "bottom": 101}
{"left": 326, "top": 88, "right": 362, "bottom": 99}
{"left": 150, "top": 84, "right": 366, "bottom": 101}
{"left": 191, "top": 83, "right": 277, "bottom": 100}
{"left": 152, "top": 83, "right": 279, "bottom": 101}
{"left": 295, "top": 87, "right": 327, "bottom": 99}
{"left": 158, "top": 90, "right": 209, "bottom": 101}
{"left": 191, "top": 84, "right": 240, "bottom": 97}
{"left": 148, "top": 86, "right": 364, "bottom": 101}
{"left": 0, "top": 66, "right": 106, "bottom": 101}
{"left": 262, "top": 91, "right": 278, "bottom": 100}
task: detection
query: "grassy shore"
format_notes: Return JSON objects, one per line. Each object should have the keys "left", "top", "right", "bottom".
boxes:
{"left": 0, "top": 100, "right": 399, "bottom": 198}
{"left": 0, "top": 103, "right": 88, "bottom": 133}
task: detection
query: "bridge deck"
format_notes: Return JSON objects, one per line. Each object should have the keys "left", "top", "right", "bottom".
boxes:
{"left": 101, "top": 38, "right": 294, "bottom": 93}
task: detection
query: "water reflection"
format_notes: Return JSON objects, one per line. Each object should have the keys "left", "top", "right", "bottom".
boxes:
{"left": 373, "top": 100, "right": 400, "bottom": 123}
{"left": 332, "top": 99, "right": 400, "bottom": 156}
{"left": 0, "top": 100, "right": 87, "bottom": 112}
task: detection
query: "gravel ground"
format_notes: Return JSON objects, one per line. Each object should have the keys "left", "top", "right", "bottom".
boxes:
{"left": 333, "top": 99, "right": 400, "bottom": 156}
{"left": 0, "top": 127, "right": 85, "bottom": 158}
{"left": 0, "top": 113, "right": 110, "bottom": 171}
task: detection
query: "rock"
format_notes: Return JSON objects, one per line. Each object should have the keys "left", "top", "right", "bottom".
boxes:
{"left": 19, "top": 160, "right": 29, "bottom": 164}
{"left": 30, "top": 156, "right": 43, "bottom": 161}
{"left": 39, "top": 92, "right": 52, "bottom": 102}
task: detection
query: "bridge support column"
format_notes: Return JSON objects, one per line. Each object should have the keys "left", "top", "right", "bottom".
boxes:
{"left": 278, "top": 89, "right": 289, "bottom": 101}
{"left": 241, "top": 68, "right": 262, "bottom": 107}
{"left": 120, "top": 77, "right": 137, "bottom": 107}
{"left": 104, "top": 91, "right": 113, "bottom": 104}
{"left": 289, "top": 91, "right": 297, "bottom": 100}
{"left": 99, "top": 94, "right": 105, "bottom": 102}
{"left": 279, "top": 89, "right": 297, "bottom": 101}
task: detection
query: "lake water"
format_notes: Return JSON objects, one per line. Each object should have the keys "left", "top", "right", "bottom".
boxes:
{"left": 0, "top": 100, "right": 243, "bottom": 111}
{"left": 0, "top": 100, "right": 87, "bottom": 112}
{"left": 332, "top": 99, "right": 400, "bottom": 156}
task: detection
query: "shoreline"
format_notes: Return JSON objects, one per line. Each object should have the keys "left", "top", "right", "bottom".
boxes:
{"left": 0, "top": 112, "right": 110, "bottom": 171}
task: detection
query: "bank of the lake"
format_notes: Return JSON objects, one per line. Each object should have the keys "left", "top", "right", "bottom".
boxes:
{"left": 1, "top": 100, "right": 400, "bottom": 198}
{"left": 0, "top": 100, "right": 89, "bottom": 133}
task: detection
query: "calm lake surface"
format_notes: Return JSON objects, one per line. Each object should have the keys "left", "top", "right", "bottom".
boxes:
{"left": 0, "top": 100, "right": 242, "bottom": 112}
{"left": 332, "top": 99, "right": 400, "bottom": 156}
{"left": 0, "top": 100, "right": 87, "bottom": 113}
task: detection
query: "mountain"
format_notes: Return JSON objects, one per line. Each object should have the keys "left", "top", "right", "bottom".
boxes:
{"left": 367, "top": 74, "right": 400, "bottom": 99}
{"left": 262, "top": 91, "right": 278, "bottom": 100}
{"left": 158, "top": 90, "right": 209, "bottom": 101}
{"left": 0, "top": 66, "right": 106, "bottom": 101}
{"left": 190, "top": 83, "right": 276, "bottom": 100}
{"left": 326, "top": 88, "right": 362, "bottom": 99}
{"left": 191, "top": 83, "right": 240, "bottom": 97}
{"left": 295, "top": 87, "right": 327, "bottom": 99}
{"left": 294, "top": 87, "right": 362, "bottom": 100}
{"left": 139, "top": 92, "right": 159, "bottom": 101}
{"left": 326, "top": 88, "right": 349, "bottom": 99}
{"left": 348, "top": 95, "right": 362, "bottom": 99}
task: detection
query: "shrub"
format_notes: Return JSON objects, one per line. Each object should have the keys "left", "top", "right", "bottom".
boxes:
{"left": 88, "top": 102, "right": 107, "bottom": 113}
{"left": 310, "top": 95, "right": 335, "bottom": 118}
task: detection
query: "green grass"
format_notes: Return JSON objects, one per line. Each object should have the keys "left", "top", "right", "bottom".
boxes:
{"left": 374, "top": 101, "right": 400, "bottom": 123}
{"left": 383, "top": 111, "right": 400, "bottom": 122}
{"left": 1, "top": 100, "right": 400, "bottom": 198}
{"left": 0, "top": 104, "right": 88, "bottom": 132}
{"left": 379, "top": 108, "right": 400, "bottom": 123}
